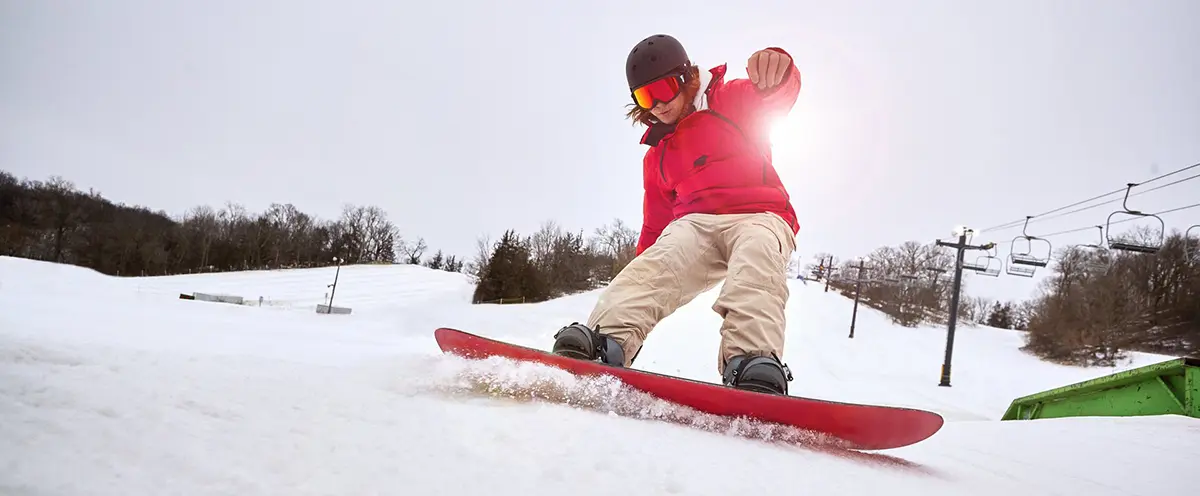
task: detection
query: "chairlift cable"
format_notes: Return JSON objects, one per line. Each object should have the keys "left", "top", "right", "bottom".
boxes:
{"left": 992, "top": 172, "right": 1200, "bottom": 233}
{"left": 977, "top": 161, "right": 1200, "bottom": 234}
{"left": 988, "top": 201, "right": 1200, "bottom": 247}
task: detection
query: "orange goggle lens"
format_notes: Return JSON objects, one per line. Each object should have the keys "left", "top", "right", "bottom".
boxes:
{"left": 632, "top": 75, "right": 683, "bottom": 109}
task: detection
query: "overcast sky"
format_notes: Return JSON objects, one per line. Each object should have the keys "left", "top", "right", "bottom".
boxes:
{"left": 3, "top": 0, "right": 1198, "bottom": 303}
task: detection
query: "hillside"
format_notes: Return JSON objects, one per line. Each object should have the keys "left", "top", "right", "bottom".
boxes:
{"left": 0, "top": 256, "right": 1193, "bottom": 495}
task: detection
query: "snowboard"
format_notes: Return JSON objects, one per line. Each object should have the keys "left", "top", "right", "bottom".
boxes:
{"left": 434, "top": 327, "right": 944, "bottom": 450}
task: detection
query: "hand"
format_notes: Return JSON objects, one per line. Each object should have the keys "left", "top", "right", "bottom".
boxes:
{"left": 747, "top": 49, "right": 791, "bottom": 90}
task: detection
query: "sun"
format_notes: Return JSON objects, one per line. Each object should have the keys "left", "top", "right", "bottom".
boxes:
{"left": 766, "top": 100, "right": 832, "bottom": 168}
{"left": 768, "top": 113, "right": 806, "bottom": 163}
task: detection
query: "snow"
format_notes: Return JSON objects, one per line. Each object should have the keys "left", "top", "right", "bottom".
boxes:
{"left": 1, "top": 255, "right": 1194, "bottom": 495}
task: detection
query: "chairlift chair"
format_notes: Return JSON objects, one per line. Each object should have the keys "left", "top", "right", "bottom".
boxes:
{"left": 1077, "top": 225, "right": 1114, "bottom": 273}
{"left": 961, "top": 259, "right": 986, "bottom": 272}
{"left": 1006, "top": 259, "right": 1037, "bottom": 278}
{"left": 1105, "top": 183, "right": 1165, "bottom": 254}
{"left": 964, "top": 244, "right": 1003, "bottom": 276}
{"left": 1186, "top": 225, "right": 1200, "bottom": 264}
{"left": 1008, "top": 216, "right": 1053, "bottom": 268}
{"left": 978, "top": 259, "right": 1001, "bottom": 277}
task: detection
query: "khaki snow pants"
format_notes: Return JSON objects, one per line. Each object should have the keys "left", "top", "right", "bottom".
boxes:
{"left": 585, "top": 212, "right": 796, "bottom": 376}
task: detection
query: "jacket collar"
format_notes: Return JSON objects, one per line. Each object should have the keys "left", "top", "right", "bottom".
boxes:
{"left": 639, "top": 64, "right": 725, "bottom": 146}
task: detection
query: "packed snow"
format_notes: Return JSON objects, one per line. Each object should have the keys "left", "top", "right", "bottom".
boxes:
{"left": 1, "top": 255, "right": 1195, "bottom": 495}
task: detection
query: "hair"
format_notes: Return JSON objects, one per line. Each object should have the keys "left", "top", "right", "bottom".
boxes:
{"left": 624, "top": 64, "right": 702, "bottom": 127}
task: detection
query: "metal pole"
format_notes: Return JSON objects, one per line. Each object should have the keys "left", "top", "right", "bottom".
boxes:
{"left": 849, "top": 259, "right": 866, "bottom": 338}
{"left": 937, "top": 233, "right": 968, "bottom": 387}
{"left": 326, "top": 257, "right": 342, "bottom": 313}
{"left": 824, "top": 255, "right": 838, "bottom": 292}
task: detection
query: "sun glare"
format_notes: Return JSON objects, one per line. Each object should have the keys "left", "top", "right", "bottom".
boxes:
{"left": 768, "top": 114, "right": 807, "bottom": 164}
{"left": 765, "top": 104, "right": 840, "bottom": 187}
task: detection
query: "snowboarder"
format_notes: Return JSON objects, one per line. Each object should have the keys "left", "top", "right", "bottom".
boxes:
{"left": 552, "top": 34, "right": 803, "bottom": 395}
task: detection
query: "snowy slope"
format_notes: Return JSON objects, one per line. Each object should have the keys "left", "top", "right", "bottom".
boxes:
{"left": 1, "top": 255, "right": 1195, "bottom": 495}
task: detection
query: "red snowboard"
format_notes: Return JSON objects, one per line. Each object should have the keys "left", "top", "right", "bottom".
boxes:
{"left": 434, "top": 327, "right": 943, "bottom": 450}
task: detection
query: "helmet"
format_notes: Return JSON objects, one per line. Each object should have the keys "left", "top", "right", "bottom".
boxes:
{"left": 625, "top": 34, "right": 690, "bottom": 90}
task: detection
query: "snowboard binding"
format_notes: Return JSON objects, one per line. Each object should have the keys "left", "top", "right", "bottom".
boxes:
{"left": 552, "top": 322, "right": 626, "bottom": 367}
{"left": 722, "top": 353, "right": 794, "bottom": 396}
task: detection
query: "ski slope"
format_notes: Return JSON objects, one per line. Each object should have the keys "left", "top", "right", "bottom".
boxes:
{"left": 1, "top": 255, "right": 1195, "bottom": 495}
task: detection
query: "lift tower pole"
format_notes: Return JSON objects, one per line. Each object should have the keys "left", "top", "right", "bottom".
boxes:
{"left": 848, "top": 259, "right": 868, "bottom": 339}
{"left": 935, "top": 228, "right": 994, "bottom": 387}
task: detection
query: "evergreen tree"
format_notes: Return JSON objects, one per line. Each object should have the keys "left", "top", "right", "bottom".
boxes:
{"left": 986, "top": 301, "right": 1015, "bottom": 329}
{"left": 424, "top": 249, "right": 445, "bottom": 270}
{"left": 472, "top": 230, "right": 545, "bottom": 303}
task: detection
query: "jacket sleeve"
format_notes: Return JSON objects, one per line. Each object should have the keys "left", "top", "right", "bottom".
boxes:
{"left": 636, "top": 155, "right": 672, "bottom": 256}
{"left": 717, "top": 47, "right": 802, "bottom": 127}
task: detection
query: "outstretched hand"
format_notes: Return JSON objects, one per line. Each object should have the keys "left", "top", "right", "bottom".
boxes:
{"left": 746, "top": 49, "right": 791, "bottom": 90}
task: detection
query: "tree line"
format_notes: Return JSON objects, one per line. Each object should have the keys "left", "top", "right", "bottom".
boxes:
{"left": 1021, "top": 227, "right": 1198, "bottom": 365}
{"left": 467, "top": 219, "right": 638, "bottom": 304}
{"left": 0, "top": 170, "right": 638, "bottom": 298}
{"left": 1, "top": 170, "right": 446, "bottom": 276}
{"left": 814, "top": 241, "right": 964, "bottom": 328}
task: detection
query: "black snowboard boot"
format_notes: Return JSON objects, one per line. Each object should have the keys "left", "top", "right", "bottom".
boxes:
{"left": 551, "top": 322, "right": 626, "bottom": 367}
{"left": 722, "top": 353, "right": 794, "bottom": 395}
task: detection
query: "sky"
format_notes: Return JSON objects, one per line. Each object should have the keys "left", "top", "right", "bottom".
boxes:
{"left": 3, "top": 0, "right": 1198, "bottom": 303}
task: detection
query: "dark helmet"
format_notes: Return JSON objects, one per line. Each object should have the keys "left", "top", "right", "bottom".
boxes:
{"left": 625, "top": 34, "right": 690, "bottom": 90}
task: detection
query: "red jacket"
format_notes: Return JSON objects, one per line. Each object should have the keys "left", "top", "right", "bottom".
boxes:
{"left": 635, "top": 48, "right": 801, "bottom": 255}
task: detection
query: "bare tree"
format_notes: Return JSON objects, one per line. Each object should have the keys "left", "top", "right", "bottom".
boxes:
{"left": 465, "top": 233, "right": 493, "bottom": 282}
{"left": 402, "top": 237, "right": 427, "bottom": 265}
{"left": 529, "top": 219, "right": 562, "bottom": 267}
{"left": 590, "top": 218, "right": 638, "bottom": 281}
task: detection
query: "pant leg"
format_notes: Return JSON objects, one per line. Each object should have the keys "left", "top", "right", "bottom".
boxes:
{"left": 711, "top": 212, "right": 797, "bottom": 375}
{"left": 587, "top": 214, "right": 726, "bottom": 365}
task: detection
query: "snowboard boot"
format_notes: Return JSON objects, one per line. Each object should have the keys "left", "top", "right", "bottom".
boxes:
{"left": 722, "top": 353, "right": 794, "bottom": 395}
{"left": 551, "top": 322, "right": 626, "bottom": 367}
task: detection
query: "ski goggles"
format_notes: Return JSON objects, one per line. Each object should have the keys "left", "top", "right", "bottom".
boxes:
{"left": 631, "top": 73, "right": 686, "bottom": 109}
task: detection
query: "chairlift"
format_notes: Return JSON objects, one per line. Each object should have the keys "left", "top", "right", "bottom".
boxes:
{"left": 1105, "top": 183, "right": 1165, "bottom": 254}
{"left": 1006, "top": 260, "right": 1037, "bottom": 278}
{"left": 1076, "top": 225, "right": 1113, "bottom": 273}
{"left": 1008, "top": 216, "right": 1052, "bottom": 268}
{"left": 964, "top": 246, "right": 1001, "bottom": 277}
{"left": 1186, "top": 225, "right": 1200, "bottom": 264}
